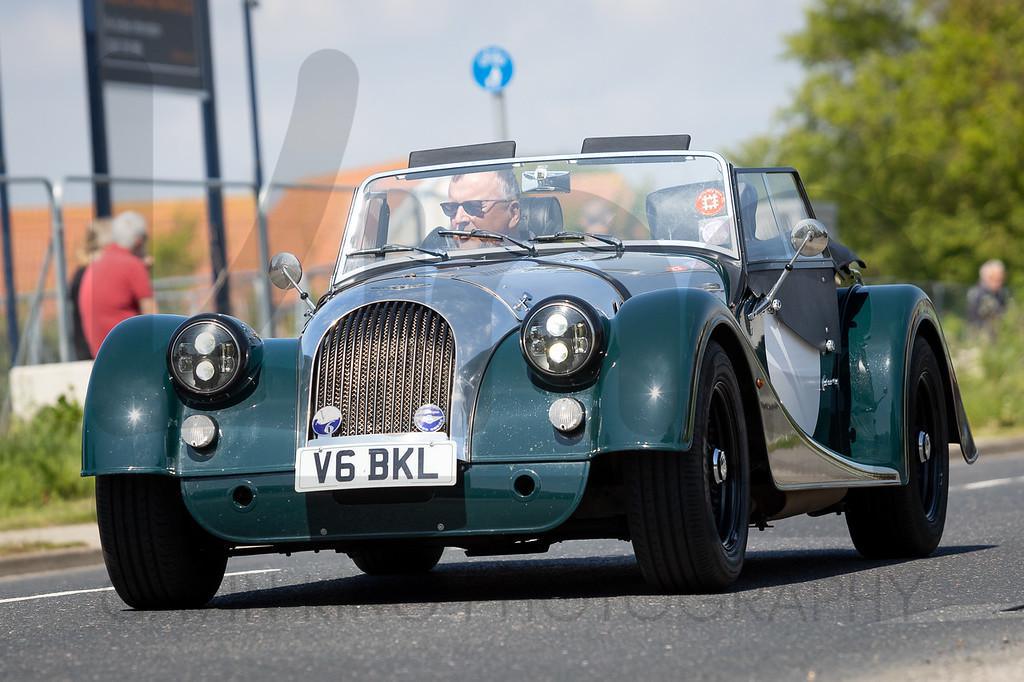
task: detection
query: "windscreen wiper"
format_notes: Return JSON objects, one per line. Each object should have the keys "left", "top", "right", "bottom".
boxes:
{"left": 436, "top": 229, "right": 537, "bottom": 256}
{"left": 349, "top": 243, "right": 448, "bottom": 260}
{"left": 531, "top": 230, "right": 624, "bottom": 252}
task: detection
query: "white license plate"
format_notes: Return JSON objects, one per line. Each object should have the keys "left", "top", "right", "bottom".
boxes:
{"left": 294, "top": 434, "right": 457, "bottom": 493}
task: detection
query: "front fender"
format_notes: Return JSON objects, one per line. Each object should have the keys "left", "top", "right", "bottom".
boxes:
{"left": 596, "top": 288, "right": 732, "bottom": 453}
{"left": 470, "top": 288, "right": 731, "bottom": 461}
{"left": 82, "top": 314, "right": 186, "bottom": 476}
{"left": 843, "top": 284, "right": 977, "bottom": 482}
{"left": 82, "top": 314, "right": 301, "bottom": 477}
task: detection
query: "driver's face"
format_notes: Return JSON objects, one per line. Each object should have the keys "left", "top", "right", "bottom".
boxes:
{"left": 447, "top": 172, "right": 520, "bottom": 234}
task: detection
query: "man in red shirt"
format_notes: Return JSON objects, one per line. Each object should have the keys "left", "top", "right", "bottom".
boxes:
{"left": 78, "top": 211, "right": 156, "bottom": 358}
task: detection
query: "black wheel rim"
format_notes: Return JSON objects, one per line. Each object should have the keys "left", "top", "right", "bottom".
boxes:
{"left": 707, "top": 381, "right": 742, "bottom": 550}
{"left": 913, "top": 372, "right": 942, "bottom": 522}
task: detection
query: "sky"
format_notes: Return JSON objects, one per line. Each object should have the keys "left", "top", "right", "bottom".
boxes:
{"left": 0, "top": 0, "right": 810, "bottom": 193}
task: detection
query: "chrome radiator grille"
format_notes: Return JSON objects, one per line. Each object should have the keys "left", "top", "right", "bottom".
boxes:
{"left": 308, "top": 301, "right": 455, "bottom": 437}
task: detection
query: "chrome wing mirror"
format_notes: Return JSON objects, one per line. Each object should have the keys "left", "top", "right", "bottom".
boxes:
{"left": 269, "top": 252, "right": 315, "bottom": 312}
{"left": 747, "top": 219, "right": 829, "bottom": 320}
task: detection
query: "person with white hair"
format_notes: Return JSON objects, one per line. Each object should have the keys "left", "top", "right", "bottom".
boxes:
{"left": 967, "top": 259, "right": 1010, "bottom": 337}
{"left": 77, "top": 210, "right": 156, "bottom": 357}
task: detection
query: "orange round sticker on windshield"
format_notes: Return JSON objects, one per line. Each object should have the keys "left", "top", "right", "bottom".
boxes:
{"left": 695, "top": 188, "right": 726, "bottom": 216}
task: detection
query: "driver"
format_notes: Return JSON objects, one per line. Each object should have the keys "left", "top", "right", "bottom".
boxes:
{"left": 439, "top": 170, "right": 521, "bottom": 248}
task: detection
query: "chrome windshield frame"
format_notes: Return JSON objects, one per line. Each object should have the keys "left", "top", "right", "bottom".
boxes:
{"left": 332, "top": 150, "right": 737, "bottom": 287}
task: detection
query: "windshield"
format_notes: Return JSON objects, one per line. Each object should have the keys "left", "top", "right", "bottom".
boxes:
{"left": 336, "top": 153, "right": 735, "bottom": 280}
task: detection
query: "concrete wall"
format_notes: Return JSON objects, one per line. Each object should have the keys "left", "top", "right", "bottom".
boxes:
{"left": 9, "top": 361, "right": 93, "bottom": 419}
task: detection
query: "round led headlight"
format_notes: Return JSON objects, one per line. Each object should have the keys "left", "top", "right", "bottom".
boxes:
{"left": 168, "top": 315, "right": 261, "bottom": 401}
{"left": 520, "top": 298, "right": 603, "bottom": 378}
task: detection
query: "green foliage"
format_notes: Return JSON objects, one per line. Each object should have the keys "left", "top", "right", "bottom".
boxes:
{"left": 736, "top": 0, "right": 1024, "bottom": 285}
{"left": 0, "top": 397, "right": 92, "bottom": 519}
{"left": 949, "top": 304, "right": 1024, "bottom": 433}
{"left": 785, "top": 0, "right": 917, "bottom": 70}
{"left": 152, "top": 208, "right": 201, "bottom": 279}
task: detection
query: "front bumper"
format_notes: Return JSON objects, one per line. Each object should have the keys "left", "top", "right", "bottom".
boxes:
{"left": 181, "top": 461, "right": 590, "bottom": 545}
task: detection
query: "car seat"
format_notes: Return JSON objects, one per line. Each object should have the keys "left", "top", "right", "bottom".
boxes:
{"left": 517, "top": 197, "right": 563, "bottom": 238}
{"left": 646, "top": 183, "right": 725, "bottom": 242}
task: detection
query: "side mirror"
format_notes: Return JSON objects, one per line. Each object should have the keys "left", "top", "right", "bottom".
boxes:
{"left": 268, "top": 252, "right": 315, "bottom": 312}
{"left": 790, "top": 219, "right": 829, "bottom": 257}
{"left": 269, "top": 252, "right": 303, "bottom": 290}
{"left": 748, "top": 219, "right": 830, "bottom": 321}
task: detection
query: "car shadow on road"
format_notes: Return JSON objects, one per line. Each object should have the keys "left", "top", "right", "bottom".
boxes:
{"left": 211, "top": 544, "right": 995, "bottom": 610}
{"left": 736, "top": 544, "right": 995, "bottom": 591}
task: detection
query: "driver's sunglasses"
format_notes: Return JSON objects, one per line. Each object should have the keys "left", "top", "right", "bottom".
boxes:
{"left": 439, "top": 199, "right": 512, "bottom": 218}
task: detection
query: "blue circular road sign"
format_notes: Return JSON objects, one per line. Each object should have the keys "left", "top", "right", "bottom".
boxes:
{"left": 472, "top": 46, "right": 514, "bottom": 93}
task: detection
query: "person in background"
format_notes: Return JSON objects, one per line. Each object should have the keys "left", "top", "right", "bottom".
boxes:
{"left": 67, "top": 218, "right": 110, "bottom": 360}
{"left": 966, "top": 259, "right": 1010, "bottom": 337}
{"left": 78, "top": 211, "right": 156, "bottom": 358}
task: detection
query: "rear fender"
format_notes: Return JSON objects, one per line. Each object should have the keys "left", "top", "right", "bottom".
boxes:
{"left": 842, "top": 284, "right": 977, "bottom": 483}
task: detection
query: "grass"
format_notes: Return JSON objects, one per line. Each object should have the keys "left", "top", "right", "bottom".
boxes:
{"left": 946, "top": 305, "right": 1024, "bottom": 435}
{"left": 0, "top": 397, "right": 94, "bottom": 531}
{"left": 0, "top": 498, "right": 96, "bottom": 532}
{"left": 0, "top": 540, "right": 87, "bottom": 557}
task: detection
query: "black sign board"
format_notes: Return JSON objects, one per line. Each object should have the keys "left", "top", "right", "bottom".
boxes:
{"left": 97, "top": 0, "right": 209, "bottom": 91}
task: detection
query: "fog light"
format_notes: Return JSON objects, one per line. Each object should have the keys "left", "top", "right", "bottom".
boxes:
{"left": 548, "top": 398, "right": 585, "bottom": 433}
{"left": 181, "top": 414, "right": 218, "bottom": 449}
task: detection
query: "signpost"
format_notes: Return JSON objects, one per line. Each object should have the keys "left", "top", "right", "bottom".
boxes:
{"left": 80, "top": 0, "right": 230, "bottom": 313}
{"left": 472, "top": 46, "right": 514, "bottom": 140}
{"left": 97, "top": 0, "right": 208, "bottom": 90}
{"left": 0, "top": 55, "right": 16, "bottom": 358}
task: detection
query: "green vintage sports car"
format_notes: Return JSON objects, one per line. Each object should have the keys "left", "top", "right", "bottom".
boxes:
{"left": 83, "top": 136, "right": 978, "bottom": 609}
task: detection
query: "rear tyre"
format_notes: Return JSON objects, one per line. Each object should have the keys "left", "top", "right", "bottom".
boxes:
{"left": 96, "top": 475, "right": 227, "bottom": 609}
{"left": 845, "top": 337, "right": 949, "bottom": 558}
{"left": 627, "top": 341, "right": 750, "bottom": 592}
{"left": 348, "top": 544, "right": 444, "bottom": 575}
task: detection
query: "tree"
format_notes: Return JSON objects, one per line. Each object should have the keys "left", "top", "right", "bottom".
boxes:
{"left": 152, "top": 208, "right": 201, "bottom": 280}
{"left": 737, "top": 0, "right": 1024, "bottom": 284}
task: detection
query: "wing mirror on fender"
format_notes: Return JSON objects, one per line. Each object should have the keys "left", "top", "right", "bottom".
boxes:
{"left": 269, "top": 252, "right": 315, "bottom": 311}
{"left": 748, "top": 219, "right": 830, "bottom": 320}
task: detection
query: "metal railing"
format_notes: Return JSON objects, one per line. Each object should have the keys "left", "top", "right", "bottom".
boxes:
{"left": 0, "top": 175, "right": 71, "bottom": 363}
{"left": 0, "top": 174, "right": 354, "bottom": 369}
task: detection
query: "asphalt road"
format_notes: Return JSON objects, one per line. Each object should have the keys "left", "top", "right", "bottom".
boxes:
{"left": 2, "top": 452, "right": 1022, "bottom": 681}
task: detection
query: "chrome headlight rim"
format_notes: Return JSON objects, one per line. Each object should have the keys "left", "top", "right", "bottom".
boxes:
{"left": 166, "top": 314, "right": 261, "bottom": 403}
{"left": 519, "top": 296, "right": 604, "bottom": 379}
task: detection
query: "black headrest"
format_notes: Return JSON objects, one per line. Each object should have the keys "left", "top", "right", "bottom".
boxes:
{"left": 646, "top": 182, "right": 726, "bottom": 241}
{"left": 518, "top": 197, "right": 563, "bottom": 237}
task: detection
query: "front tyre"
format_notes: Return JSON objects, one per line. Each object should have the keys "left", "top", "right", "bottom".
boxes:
{"left": 96, "top": 475, "right": 227, "bottom": 609}
{"left": 845, "top": 337, "right": 949, "bottom": 558}
{"left": 348, "top": 544, "right": 444, "bottom": 575}
{"left": 627, "top": 341, "right": 750, "bottom": 592}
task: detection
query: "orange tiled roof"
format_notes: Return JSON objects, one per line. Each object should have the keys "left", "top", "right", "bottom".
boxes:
{"left": 0, "top": 161, "right": 402, "bottom": 297}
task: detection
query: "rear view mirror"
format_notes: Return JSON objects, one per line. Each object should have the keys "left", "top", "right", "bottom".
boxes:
{"left": 522, "top": 167, "right": 570, "bottom": 193}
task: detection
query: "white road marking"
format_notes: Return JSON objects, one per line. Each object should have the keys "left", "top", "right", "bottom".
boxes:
{"left": 0, "top": 568, "right": 280, "bottom": 605}
{"left": 950, "top": 475, "right": 1024, "bottom": 492}
{"left": 223, "top": 569, "right": 282, "bottom": 578}
{"left": 0, "top": 586, "right": 113, "bottom": 605}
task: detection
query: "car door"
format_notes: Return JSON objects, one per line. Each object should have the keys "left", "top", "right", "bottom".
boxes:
{"left": 735, "top": 168, "right": 840, "bottom": 443}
